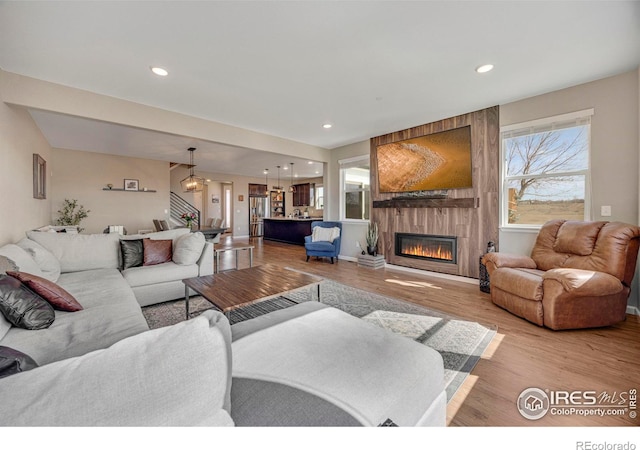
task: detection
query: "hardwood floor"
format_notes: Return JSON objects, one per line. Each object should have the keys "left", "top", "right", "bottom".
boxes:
{"left": 216, "top": 235, "right": 640, "bottom": 427}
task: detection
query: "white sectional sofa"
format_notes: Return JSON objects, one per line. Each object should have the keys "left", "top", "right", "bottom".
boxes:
{"left": 0, "top": 228, "right": 446, "bottom": 426}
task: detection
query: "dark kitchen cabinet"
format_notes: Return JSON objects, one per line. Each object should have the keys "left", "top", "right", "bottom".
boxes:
{"left": 292, "top": 183, "right": 314, "bottom": 207}
{"left": 248, "top": 183, "right": 267, "bottom": 197}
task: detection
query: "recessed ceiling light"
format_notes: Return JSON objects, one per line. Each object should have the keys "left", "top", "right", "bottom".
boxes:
{"left": 150, "top": 66, "right": 168, "bottom": 76}
{"left": 308, "top": 161, "right": 314, "bottom": 165}
{"left": 475, "top": 64, "right": 494, "bottom": 74}
{"left": 322, "top": 123, "right": 332, "bottom": 129}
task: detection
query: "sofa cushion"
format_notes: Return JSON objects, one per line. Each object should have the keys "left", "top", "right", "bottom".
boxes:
{"left": 491, "top": 267, "right": 545, "bottom": 301}
{"left": 553, "top": 221, "right": 606, "bottom": 256}
{"left": 122, "top": 261, "right": 198, "bottom": 287}
{"left": 120, "top": 239, "right": 145, "bottom": 270}
{"left": 0, "top": 269, "right": 148, "bottom": 365}
{"left": 6, "top": 271, "right": 83, "bottom": 312}
{"left": 16, "top": 239, "right": 61, "bottom": 282}
{"left": 0, "top": 310, "right": 233, "bottom": 426}
{"left": 143, "top": 239, "right": 173, "bottom": 266}
{"left": 26, "top": 231, "right": 120, "bottom": 273}
{"left": 0, "top": 275, "right": 55, "bottom": 330}
{"left": 173, "top": 232, "right": 205, "bottom": 265}
{"left": 0, "top": 245, "right": 44, "bottom": 278}
{"left": 0, "top": 346, "right": 38, "bottom": 379}
{"left": 305, "top": 241, "right": 336, "bottom": 252}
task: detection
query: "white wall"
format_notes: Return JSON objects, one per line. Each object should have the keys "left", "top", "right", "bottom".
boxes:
{"left": 51, "top": 149, "right": 170, "bottom": 234}
{"left": 0, "top": 78, "right": 53, "bottom": 245}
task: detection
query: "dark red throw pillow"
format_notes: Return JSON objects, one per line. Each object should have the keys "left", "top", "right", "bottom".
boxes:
{"left": 6, "top": 271, "right": 83, "bottom": 312}
{"left": 143, "top": 239, "right": 173, "bottom": 266}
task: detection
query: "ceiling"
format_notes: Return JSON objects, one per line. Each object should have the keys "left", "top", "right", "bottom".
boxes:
{"left": 1, "top": 1, "right": 639, "bottom": 178}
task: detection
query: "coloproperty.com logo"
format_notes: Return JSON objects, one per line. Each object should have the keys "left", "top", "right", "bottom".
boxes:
{"left": 517, "top": 387, "right": 637, "bottom": 421}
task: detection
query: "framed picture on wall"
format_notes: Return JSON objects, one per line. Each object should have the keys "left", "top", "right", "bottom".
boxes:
{"left": 33, "top": 154, "right": 46, "bottom": 199}
{"left": 124, "top": 179, "right": 139, "bottom": 191}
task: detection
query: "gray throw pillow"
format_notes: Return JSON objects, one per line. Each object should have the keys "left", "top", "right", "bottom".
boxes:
{"left": 0, "top": 275, "right": 55, "bottom": 330}
{"left": 120, "top": 239, "right": 145, "bottom": 270}
{"left": 0, "top": 346, "right": 38, "bottom": 379}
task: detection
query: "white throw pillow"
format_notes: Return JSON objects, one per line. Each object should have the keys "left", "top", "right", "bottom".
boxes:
{"left": 312, "top": 226, "right": 340, "bottom": 243}
{"left": 16, "top": 238, "right": 61, "bottom": 283}
{"left": 173, "top": 232, "right": 206, "bottom": 265}
{"left": 0, "top": 244, "right": 44, "bottom": 278}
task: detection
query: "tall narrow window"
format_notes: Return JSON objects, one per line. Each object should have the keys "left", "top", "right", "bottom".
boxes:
{"left": 339, "top": 156, "right": 370, "bottom": 221}
{"left": 315, "top": 185, "right": 324, "bottom": 210}
{"left": 501, "top": 110, "right": 592, "bottom": 227}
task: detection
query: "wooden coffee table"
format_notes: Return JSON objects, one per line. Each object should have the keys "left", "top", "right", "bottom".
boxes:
{"left": 182, "top": 264, "right": 322, "bottom": 320}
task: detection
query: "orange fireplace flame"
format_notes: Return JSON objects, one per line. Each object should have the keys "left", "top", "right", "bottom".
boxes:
{"left": 402, "top": 243, "right": 453, "bottom": 261}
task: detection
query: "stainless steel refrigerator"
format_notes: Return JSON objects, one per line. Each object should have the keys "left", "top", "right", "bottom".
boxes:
{"left": 249, "top": 196, "right": 268, "bottom": 236}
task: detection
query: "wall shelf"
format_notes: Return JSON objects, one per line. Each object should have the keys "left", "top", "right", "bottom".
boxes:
{"left": 372, "top": 197, "right": 478, "bottom": 209}
{"left": 102, "top": 188, "right": 156, "bottom": 193}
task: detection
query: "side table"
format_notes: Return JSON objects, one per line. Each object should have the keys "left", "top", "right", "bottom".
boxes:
{"left": 214, "top": 244, "right": 255, "bottom": 273}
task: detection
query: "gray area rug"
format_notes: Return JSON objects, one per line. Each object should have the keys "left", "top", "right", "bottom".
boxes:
{"left": 142, "top": 279, "right": 496, "bottom": 401}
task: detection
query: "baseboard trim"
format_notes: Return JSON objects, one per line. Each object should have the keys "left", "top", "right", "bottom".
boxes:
{"left": 341, "top": 254, "right": 479, "bottom": 285}
{"left": 626, "top": 305, "right": 639, "bottom": 316}
{"left": 385, "top": 264, "right": 479, "bottom": 285}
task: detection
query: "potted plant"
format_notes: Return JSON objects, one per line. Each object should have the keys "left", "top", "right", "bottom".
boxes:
{"left": 55, "top": 199, "right": 90, "bottom": 232}
{"left": 365, "top": 221, "right": 379, "bottom": 256}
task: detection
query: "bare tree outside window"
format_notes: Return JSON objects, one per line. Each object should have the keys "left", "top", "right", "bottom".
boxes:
{"left": 503, "top": 120, "right": 590, "bottom": 225}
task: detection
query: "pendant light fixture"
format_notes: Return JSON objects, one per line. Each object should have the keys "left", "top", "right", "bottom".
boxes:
{"left": 180, "top": 147, "right": 205, "bottom": 192}
{"left": 288, "top": 162, "right": 296, "bottom": 193}
{"left": 264, "top": 169, "right": 269, "bottom": 196}
{"left": 275, "top": 165, "right": 283, "bottom": 193}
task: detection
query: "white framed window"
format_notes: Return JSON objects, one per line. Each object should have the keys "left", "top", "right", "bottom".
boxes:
{"left": 501, "top": 109, "right": 593, "bottom": 228}
{"left": 314, "top": 185, "right": 324, "bottom": 210}
{"left": 339, "top": 155, "right": 370, "bottom": 221}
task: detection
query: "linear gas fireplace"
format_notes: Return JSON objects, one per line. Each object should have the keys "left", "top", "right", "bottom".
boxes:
{"left": 395, "top": 233, "right": 457, "bottom": 264}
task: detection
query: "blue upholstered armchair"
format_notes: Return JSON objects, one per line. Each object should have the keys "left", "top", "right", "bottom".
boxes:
{"left": 304, "top": 221, "right": 342, "bottom": 264}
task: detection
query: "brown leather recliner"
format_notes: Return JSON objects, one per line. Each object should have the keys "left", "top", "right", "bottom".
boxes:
{"left": 482, "top": 220, "right": 640, "bottom": 330}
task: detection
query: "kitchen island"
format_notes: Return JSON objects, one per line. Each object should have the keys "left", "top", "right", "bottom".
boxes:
{"left": 263, "top": 217, "right": 319, "bottom": 245}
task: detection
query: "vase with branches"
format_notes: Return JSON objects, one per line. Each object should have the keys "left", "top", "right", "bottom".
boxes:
{"left": 365, "top": 221, "right": 379, "bottom": 256}
{"left": 55, "top": 199, "right": 90, "bottom": 232}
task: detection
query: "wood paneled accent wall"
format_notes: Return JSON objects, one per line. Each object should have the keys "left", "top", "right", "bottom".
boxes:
{"left": 370, "top": 106, "right": 499, "bottom": 278}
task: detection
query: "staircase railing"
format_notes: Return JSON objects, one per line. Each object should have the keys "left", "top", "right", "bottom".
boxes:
{"left": 170, "top": 191, "right": 201, "bottom": 228}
